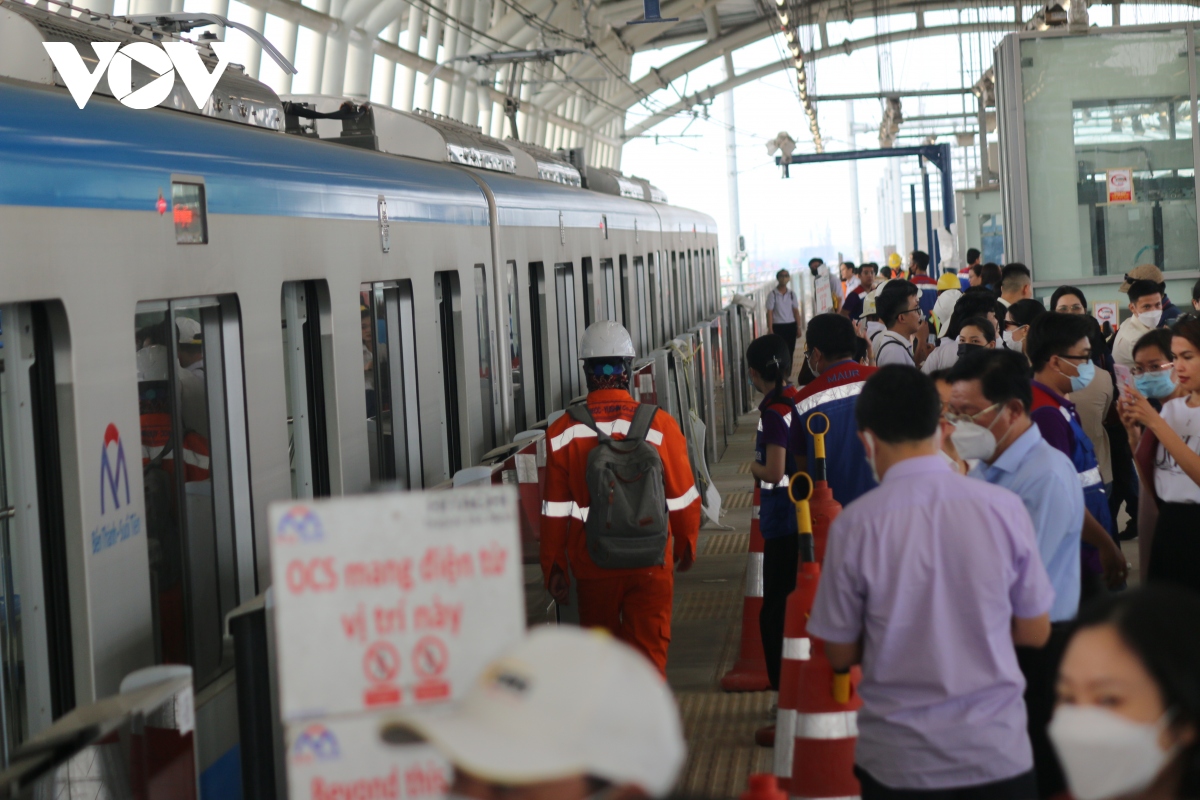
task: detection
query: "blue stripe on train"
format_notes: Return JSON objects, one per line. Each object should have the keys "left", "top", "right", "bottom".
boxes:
{"left": 0, "top": 82, "right": 489, "bottom": 225}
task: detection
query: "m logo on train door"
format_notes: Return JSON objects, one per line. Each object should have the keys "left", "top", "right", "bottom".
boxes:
{"left": 100, "top": 423, "right": 131, "bottom": 514}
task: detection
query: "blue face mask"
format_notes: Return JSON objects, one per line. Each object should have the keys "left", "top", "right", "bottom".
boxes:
{"left": 1069, "top": 360, "right": 1096, "bottom": 392}
{"left": 1135, "top": 370, "right": 1176, "bottom": 398}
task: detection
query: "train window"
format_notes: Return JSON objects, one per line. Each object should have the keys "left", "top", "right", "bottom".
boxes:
{"left": 600, "top": 259, "right": 617, "bottom": 321}
{"left": 618, "top": 256, "right": 630, "bottom": 333}
{"left": 362, "top": 282, "right": 422, "bottom": 488}
{"left": 554, "top": 263, "right": 580, "bottom": 404}
{"left": 648, "top": 254, "right": 662, "bottom": 349}
{"left": 435, "top": 272, "right": 465, "bottom": 477}
{"left": 528, "top": 263, "right": 548, "bottom": 423}
{"left": 171, "top": 181, "right": 207, "bottom": 245}
{"left": 506, "top": 262, "right": 527, "bottom": 432}
{"left": 473, "top": 265, "right": 496, "bottom": 453}
{"left": 581, "top": 258, "right": 594, "bottom": 328}
{"left": 634, "top": 256, "right": 650, "bottom": 355}
{"left": 134, "top": 297, "right": 254, "bottom": 691}
{"left": 281, "top": 281, "right": 332, "bottom": 499}
{"left": 0, "top": 302, "right": 75, "bottom": 766}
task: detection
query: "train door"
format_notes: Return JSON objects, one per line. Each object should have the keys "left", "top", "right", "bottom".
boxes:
{"left": 361, "top": 281, "right": 421, "bottom": 488}
{"left": 472, "top": 265, "right": 497, "bottom": 454}
{"left": 600, "top": 259, "right": 618, "bottom": 322}
{"left": 528, "top": 263, "right": 549, "bottom": 423}
{"left": 647, "top": 254, "right": 662, "bottom": 350}
{"left": 506, "top": 262, "right": 527, "bottom": 433}
{"left": 0, "top": 302, "right": 74, "bottom": 767}
{"left": 281, "top": 281, "right": 332, "bottom": 499}
{"left": 434, "top": 272, "right": 466, "bottom": 478}
{"left": 631, "top": 256, "right": 648, "bottom": 355}
{"left": 133, "top": 297, "right": 254, "bottom": 691}
{"left": 554, "top": 263, "right": 580, "bottom": 404}
{"left": 582, "top": 258, "right": 595, "bottom": 328}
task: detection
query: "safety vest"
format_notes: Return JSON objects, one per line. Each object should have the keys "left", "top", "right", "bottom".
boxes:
{"left": 540, "top": 389, "right": 701, "bottom": 582}
{"left": 1031, "top": 385, "right": 1115, "bottom": 574}
{"left": 790, "top": 361, "right": 878, "bottom": 507}
{"left": 756, "top": 390, "right": 801, "bottom": 540}
{"left": 140, "top": 412, "right": 212, "bottom": 482}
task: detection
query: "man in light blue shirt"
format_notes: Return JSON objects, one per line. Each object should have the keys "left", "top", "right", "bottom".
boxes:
{"left": 946, "top": 348, "right": 1083, "bottom": 799}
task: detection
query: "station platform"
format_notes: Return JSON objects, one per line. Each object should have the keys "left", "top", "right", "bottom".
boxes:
{"left": 664, "top": 407, "right": 1142, "bottom": 798}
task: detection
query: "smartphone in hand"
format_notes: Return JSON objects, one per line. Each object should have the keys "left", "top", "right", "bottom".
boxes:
{"left": 1114, "top": 363, "right": 1135, "bottom": 396}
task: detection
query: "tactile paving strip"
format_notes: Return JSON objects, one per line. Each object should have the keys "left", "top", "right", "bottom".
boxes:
{"left": 675, "top": 690, "right": 775, "bottom": 798}
{"left": 704, "top": 532, "right": 749, "bottom": 555}
{"left": 738, "top": 460, "right": 754, "bottom": 474}
{"left": 672, "top": 589, "right": 741, "bottom": 623}
{"left": 723, "top": 491, "right": 755, "bottom": 510}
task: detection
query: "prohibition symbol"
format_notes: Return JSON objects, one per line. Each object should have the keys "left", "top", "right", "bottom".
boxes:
{"left": 412, "top": 636, "right": 451, "bottom": 703}
{"left": 363, "top": 641, "right": 402, "bottom": 708}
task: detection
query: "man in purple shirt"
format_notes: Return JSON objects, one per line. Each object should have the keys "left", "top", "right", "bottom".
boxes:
{"left": 808, "top": 365, "right": 1053, "bottom": 799}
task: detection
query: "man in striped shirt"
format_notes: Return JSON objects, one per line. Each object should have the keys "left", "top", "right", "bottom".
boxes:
{"left": 540, "top": 321, "right": 701, "bottom": 675}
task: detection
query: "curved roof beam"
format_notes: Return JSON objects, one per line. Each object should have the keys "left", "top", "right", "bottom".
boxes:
{"left": 624, "top": 20, "right": 1004, "bottom": 138}
{"left": 581, "top": 19, "right": 771, "bottom": 127}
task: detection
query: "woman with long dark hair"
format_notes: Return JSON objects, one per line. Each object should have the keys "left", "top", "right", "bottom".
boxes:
{"left": 1051, "top": 585, "right": 1200, "bottom": 800}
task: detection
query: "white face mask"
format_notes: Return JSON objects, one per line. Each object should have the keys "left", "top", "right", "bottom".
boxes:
{"left": 1049, "top": 705, "right": 1177, "bottom": 800}
{"left": 1137, "top": 309, "right": 1163, "bottom": 329}
{"left": 949, "top": 404, "right": 1007, "bottom": 462}
{"left": 1002, "top": 329, "right": 1024, "bottom": 353}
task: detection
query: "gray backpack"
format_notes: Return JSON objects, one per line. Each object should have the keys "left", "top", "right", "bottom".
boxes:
{"left": 568, "top": 403, "right": 669, "bottom": 569}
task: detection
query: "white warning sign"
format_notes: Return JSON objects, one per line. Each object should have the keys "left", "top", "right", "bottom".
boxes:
{"left": 269, "top": 487, "right": 525, "bottom": 722}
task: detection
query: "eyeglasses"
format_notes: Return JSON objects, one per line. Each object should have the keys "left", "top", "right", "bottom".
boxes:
{"left": 1057, "top": 353, "right": 1091, "bottom": 363}
{"left": 945, "top": 402, "right": 1000, "bottom": 425}
{"left": 1131, "top": 362, "right": 1174, "bottom": 377}
{"left": 1056, "top": 304, "right": 1085, "bottom": 314}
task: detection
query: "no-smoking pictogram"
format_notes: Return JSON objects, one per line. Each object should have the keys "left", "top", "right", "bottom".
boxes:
{"left": 363, "top": 641, "right": 400, "bottom": 684}
{"left": 413, "top": 636, "right": 449, "bottom": 679}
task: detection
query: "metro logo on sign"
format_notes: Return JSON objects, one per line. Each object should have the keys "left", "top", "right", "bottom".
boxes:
{"left": 277, "top": 506, "right": 325, "bottom": 544}
{"left": 292, "top": 724, "right": 341, "bottom": 763}
{"left": 41, "top": 41, "right": 233, "bottom": 110}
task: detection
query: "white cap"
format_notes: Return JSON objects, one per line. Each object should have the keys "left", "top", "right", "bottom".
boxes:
{"left": 579, "top": 320, "right": 635, "bottom": 360}
{"left": 136, "top": 345, "right": 169, "bottom": 381}
{"left": 176, "top": 316, "right": 202, "bottom": 345}
{"left": 383, "top": 627, "right": 685, "bottom": 796}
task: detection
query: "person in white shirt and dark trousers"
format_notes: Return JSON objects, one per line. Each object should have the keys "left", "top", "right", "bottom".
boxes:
{"left": 766, "top": 269, "right": 802, "bottom": 365}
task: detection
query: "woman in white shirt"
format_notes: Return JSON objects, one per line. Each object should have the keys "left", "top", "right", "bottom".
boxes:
{"left": 1119, "top": 316, "right": 1200, "bottom": 592}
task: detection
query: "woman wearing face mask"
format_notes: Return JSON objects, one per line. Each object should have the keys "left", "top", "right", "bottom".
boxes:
{"left": 1050, "top": 585, "right": 1200, "bottom": 800}
{"left": 921, "top": 288, "right": 999, "bottom": 374}
{"left": 957, "top": 317, "right": 996, "bottom": 356}
{"left": 1002, "top": 299, "right": 1048, "bottom": 355}
{"left": 1118, "top": 317, "right": 1200, "bottom": 593}
{"left": 1130, "top": 330, "right": 1185, "bottom": 411}
{"left": 745, "top": 334, "right": 804, "bottom": 700}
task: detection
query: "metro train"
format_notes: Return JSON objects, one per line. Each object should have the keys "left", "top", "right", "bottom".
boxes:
{"left": 0, "top": 0, "right": 730, "bottom": 791}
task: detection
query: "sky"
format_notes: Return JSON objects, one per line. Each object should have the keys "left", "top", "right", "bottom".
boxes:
{"left": 619, "top": 4, "right": 1200, "bottom": 282}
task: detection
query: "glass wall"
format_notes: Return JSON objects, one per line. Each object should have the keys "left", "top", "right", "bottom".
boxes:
{"left": 1020, "top": 31, "right": 1198, "bottom": 291}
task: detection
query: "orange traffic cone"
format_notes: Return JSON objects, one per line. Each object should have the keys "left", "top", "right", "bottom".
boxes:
{"left": 806, "top": 412, "right": 843, "bottom": 564}
{"left": 740, "top": 773, "right": 786, "bottom": 800}
{"left": 721, "top": 485, "right": 771, "bottom": 692}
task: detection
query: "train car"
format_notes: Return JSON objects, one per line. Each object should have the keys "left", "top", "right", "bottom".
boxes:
{"left": 0, "top": 0, "right": 723, "bottom": 792}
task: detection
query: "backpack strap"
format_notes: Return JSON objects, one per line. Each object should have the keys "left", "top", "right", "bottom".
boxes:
{"left": 567, "top": 403, "right": 610, "bottom": 441}
{"left": 627, "top": 403, "right": 658, "bottom": 443}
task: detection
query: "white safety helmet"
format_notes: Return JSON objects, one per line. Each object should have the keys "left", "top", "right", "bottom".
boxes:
{"left": 579, "top": 320, "right": 636, "bottom": 361}
{"left": 176, "top": 316, "right": 203, "bottom": 345}
{"left": 862, "top": 279, "right": 890, "bottom": 317}
{"left": 136, "top": 344, "right": 169, "bottom": 382}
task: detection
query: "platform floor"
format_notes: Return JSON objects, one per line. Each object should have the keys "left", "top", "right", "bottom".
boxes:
{"left": 665, "top": 409, "right": 1140, "bottom": 799}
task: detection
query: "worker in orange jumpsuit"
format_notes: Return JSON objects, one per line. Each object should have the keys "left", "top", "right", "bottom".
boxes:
{"left": 540, "top": 321, "right": 702, "bottom": 675}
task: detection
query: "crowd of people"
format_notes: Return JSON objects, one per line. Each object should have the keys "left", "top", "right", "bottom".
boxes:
{"left": 755, "top": 255, "right": 1200, "bottom": 800}
{"left": 369, "top": 262, "right": 1200, "bottom": 800}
